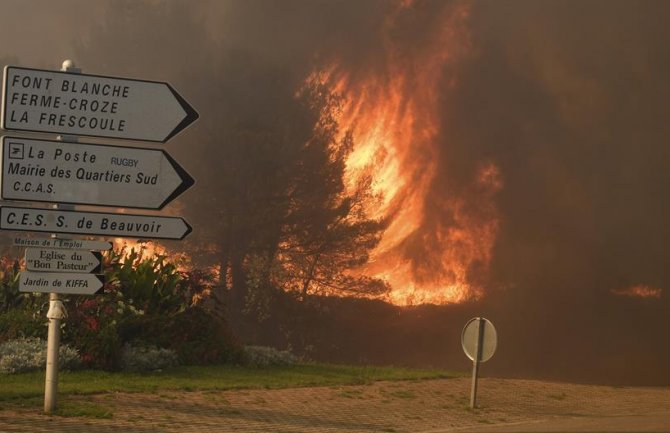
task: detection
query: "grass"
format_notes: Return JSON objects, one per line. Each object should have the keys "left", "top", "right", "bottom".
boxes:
{"left": 54, "top": 401, "right": 113, "bottom": 419}
{"left": 548, "top": 392, "right": 567, "bottom": 401}
{"left": 0, "top": 363, "right": 459, "bottom": 404}
{"left": 336, "top": 389, "right": 365, "bottom": 399}
{"left": 387, "top": 390, "right": 416, "bottom": 399}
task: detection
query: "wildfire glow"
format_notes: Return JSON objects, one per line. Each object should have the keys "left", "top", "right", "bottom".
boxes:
{"left": 612, "top": 284, "right": 663, "bottom": 299}
{"left": 312, "top": 1, "right": 502, "bottom": 305}
{"left": 112, "top": 238, "right": 168, "bottom": 261}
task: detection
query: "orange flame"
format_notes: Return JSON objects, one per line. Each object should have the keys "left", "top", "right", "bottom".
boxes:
{"left": 312, "top": 1, "right": 501, "bottom": 305}
{"left": 612, "top": 284, "right": 662, "bottom": 299}
{"left": 112, "top": 238, "right": 168, "bottom": 261}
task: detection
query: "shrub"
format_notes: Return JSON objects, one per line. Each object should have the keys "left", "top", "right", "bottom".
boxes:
{"left": 243, "top": 345, "right": 298, "bottom": 367}
{"left": 107, "top": 246, "right": 198, "bottom": 315}
{"left": 0, "top": 337, "right": 80, "bottom": 374}
{"left": 118, "top": 306, "right": 243, "bottom": 366}
{"left": 0, "top": 257, "right": 22, "bottom": 314}
{"left": 120, "top": 344, "right": 178, "bottom": 372}
{"left": 168, "top": 306, "right": 243, "bottom": 365}
{"left": 1, "top": 246, "right": 239, "bottom": 370}
{"left": 62, "top": 295, "right": 125, "bottom": 370}
{"left": 0, "top": 309, "right": 46, "bottom": 342}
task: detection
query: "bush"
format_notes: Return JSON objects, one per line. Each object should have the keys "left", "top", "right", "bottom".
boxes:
{"left": 0, "top": 246, "right": 240, "bottom": 370}
{"left": 0, "top": 257, "right": 22, "bottom": 314}
{"left": 118, "top": 306, "right": 243, "bottom": 366}
{"left": 0, "top": 309, "right": 46, "bottom": 342}
{"left": 62, "top": 296, "right": 124, "bottom": 370}
{"left": 120, "top": 344, "right": 178, "bottom": 372}
{"left": 107, "top": 246, "right": 197, "bottom": 315}
{"left": 243, "top": 345, "right": 298, "bottom": 367}
{"left": 0, "top": 337, "right": 80, "bottom": 374}
{"left": 167, "top": 306, "right": 243, "bottom": 365}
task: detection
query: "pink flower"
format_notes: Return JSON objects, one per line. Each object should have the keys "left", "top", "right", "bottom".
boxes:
{"left": 84, "top": 316, "right": 99, "bottom": 331}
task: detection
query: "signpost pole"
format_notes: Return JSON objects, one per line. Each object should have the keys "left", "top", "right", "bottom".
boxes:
{"left": 44, "top": 291, "right": 64, "bottom": 413}
{"left": 469, "top": 317, "right": 485, "bottom": 409}
{"left": 44, "top": 59, "right": 80, "bottom": 414}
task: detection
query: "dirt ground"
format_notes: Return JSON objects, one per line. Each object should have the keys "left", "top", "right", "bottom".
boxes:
{"left": 1, "top": 378, "right": 669, "bottom": 432}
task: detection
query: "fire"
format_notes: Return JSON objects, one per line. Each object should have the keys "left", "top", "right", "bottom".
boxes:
{"left": 112, "top": 238, "right": 168, "bottom": 261}
{"left": 312, "top": 1, "right": 502, "bottom": 305}
{"left": 612, "top": 284, "right": 663, "bottom": 299}
{"left": 110, "top": 238, "right": 190, "bottom": 273}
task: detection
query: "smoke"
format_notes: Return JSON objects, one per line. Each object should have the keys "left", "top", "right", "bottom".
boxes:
{"left": 0, "top": 0, "right": 669, "bottom": 383}
{"left": 450, "top": 0, "right": 670, "bottom": 299}
{"left": 437, "top": 0, "right": 670, "bottom": 383}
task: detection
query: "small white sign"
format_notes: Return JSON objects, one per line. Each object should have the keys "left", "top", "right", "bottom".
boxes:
{"left": 1, "top": 136, "right": 194, "bottom": 209}
{"left": 0, "top": 206, "right": 191, "bottom": 240}
{"left": 19, "top": 271, "right": 104, "bottom": 295}
{"left": 1, "top": 66, "right": 198, "bottom": 142}
{"left": 13, "top": 237, "right": 112, "bottom": 250}
{"left": 25, "top": 248, "right": 101, "bottom": 273}
{"left": 462, "top": 317, "right": 497, "bottom": 363}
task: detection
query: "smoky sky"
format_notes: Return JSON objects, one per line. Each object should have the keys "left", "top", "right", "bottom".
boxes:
{"left": 453, "top": 0, "right": 670, "bottom": 301}
{"left": 1, "top": 0, "right": 668, "bottom": 300}
{"left": 1, "top": 0, "right": 668, "bottom": 286}
{"left": 1, "top": 0, "right": 669, "bottom": 381}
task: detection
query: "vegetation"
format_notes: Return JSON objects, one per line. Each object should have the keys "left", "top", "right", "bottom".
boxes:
{"left": 0, "top": 245, "right": 240, "bottom": 371}
{"left": 73, "top": 1, "right": 389, "bottom": 332}
{"left": 0, "top": 363, "right": 459, "bottom": 403}
{"left": 243, "top": 345, "right": 298, "bottom": 367}
{"left": 119, "top": 344, "right": 179, "bottom": 373}
{"left": 0, "top": 338, "right": 80, "bottom": 374}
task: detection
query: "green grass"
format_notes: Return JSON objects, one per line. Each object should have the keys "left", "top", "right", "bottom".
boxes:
{"left": 387, "top": 390, "right": 416, "bottom": 399}
{"left": 54, "top": 401, "right": 113, "bottom": 419}
{"left": 336, "top": 389, "right": 365, "bottom": 399}
{"left": 0, "top": 363, "right": 458, "bottom": 403}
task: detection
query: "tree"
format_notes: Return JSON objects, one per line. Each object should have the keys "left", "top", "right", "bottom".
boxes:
{"left": 273, "top": 82, "right": 388, "bottom": 300}
{"left": 202, "top": 69, "right": 388, "bottom": 319}
{"left": 74, "top": 1, "right": 388, "bottom": 324}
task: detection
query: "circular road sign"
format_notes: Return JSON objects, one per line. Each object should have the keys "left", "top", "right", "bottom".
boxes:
{"left": 461, "top": 317, "right": 497, "bottom": 363}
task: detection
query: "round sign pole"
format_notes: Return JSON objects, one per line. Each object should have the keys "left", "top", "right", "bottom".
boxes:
{"left": 469, "top": 317, "right": 485, "bottom": 409}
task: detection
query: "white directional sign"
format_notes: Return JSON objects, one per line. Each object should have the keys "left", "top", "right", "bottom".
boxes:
{"left": 1, "top": 66, "right": 198, "bottom": 142}
{"left": 13, "top": 237, "right": 112, "bottom": 250}
{"left": 1, "top": 137, "right": 194, "bottom": 209}
{"left": 0, "top": 206, "right": 191, "bottom": 240}
{"left": 25, "top": 248, "right": 101, "bottom": 273}
{"left": 20, "top": 271, "right": 104, "bottom": 295}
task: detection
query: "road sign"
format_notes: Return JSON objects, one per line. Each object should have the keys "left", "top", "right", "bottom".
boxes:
{"left": 462, "top": 317, "right": 497, "bottom": 409}
{"left": 0, "top": 205, "right": 192, "bottom": 240}
{"left": 13, "top": 237, "right": 112, "bottom": 250}
{"left": 462, "top": 317, "right": 497, "bottom": 362}
{"left": 1, "top": 66, "right": 198, "bottom": 142}
{"left": 19, "top": 271, "right": 104, "bottom": 295}
{"left": 25, "top": 248, "right": 101, "bottom": 273}
{"left": 1, "top": 136, "right": 194, "bottom": 209}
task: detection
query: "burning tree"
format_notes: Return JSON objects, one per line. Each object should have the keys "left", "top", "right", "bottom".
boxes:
{"left": 75, "top": 0, "right": 501, "bottom": 313}
{"left": 267, "top": 82, "right": 388, "bottom": 300}
{"left": 74, "top": 1, "right": 388, "bottom": 318}
{"left": 212, "top": 77, "right": 389, "bottom": 315}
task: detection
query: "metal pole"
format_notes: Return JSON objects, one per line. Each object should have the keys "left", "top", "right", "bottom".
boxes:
{"left": 44, "top": 59, "right": 81, "bottom": 414}
{"left": 44, "top": 292, "right": 62, "bottom": 412}
{"left": 469, "top": 317, "right": 485, "bottom": 409}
